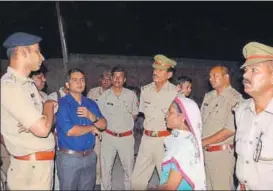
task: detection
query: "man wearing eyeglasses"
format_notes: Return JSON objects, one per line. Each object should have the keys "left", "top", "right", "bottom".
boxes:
{"left": 234, "top": 42, "right": 273, "bottom": 190}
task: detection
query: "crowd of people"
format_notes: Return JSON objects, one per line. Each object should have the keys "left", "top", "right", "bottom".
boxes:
{"left": 1, "top": 31, "right": 273, "bottom": 191}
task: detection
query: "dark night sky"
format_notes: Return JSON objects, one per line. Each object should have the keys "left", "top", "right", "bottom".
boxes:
{"left": 1, "top": 1, "right": 273, "bottom": 61}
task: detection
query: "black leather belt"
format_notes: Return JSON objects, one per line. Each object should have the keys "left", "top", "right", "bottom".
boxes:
{"left": 59, "top": 148, "right": 93, "bottom": 157}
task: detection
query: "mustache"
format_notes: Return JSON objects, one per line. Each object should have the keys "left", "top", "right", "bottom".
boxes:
{"left": 153, "top": 74, "right": 158, "bottom": 78}
{"left": 243, "top": 79, "right": 251, "bottom": 85}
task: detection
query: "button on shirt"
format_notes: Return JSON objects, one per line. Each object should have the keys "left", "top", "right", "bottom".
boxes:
{"left": 56, "top": 93, "right": 104, "bottom": 151}
{"left": 139, "top": 81, "right": 177, "bottom": 131}
{"left": 97, "top": 88, "right": 138, "bottom": 132}
{"left": 234, "top": 98, "right": 273, "bottom": 190}
{"left": 201, "top": 86, "right": 242, "bottom": 145}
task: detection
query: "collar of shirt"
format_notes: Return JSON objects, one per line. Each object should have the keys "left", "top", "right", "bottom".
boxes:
{"left": 59, "top": 87, "right": 67, "bottom": 97}
{"left": 211, "top": 85, "right": 232, "bottom": 97}
{"left": 7, "top": 66, "right": 33, "bottom": 84}
{"left": 151, "top": 80, "right": 171, "bottom": 92}
{"left": 66, "top": 93, "right": 89, "bottom": 106}
{"left": 244, "top": 98, "right": 273, "bottom": 115}
{"left": 109, "top": 87, "right": 125, "bottom": 98}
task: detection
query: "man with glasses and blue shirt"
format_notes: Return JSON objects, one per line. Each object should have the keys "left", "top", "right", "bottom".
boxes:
{"left": 234, "top": 42, "right": 273, "bottom": 190}
{"left": 56, "top": 68, "right": 107, "bottom": 190}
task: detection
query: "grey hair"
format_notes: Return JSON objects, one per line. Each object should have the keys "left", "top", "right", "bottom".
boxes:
{"left": 6, "top": 47, "right": 16, "bottom": 59}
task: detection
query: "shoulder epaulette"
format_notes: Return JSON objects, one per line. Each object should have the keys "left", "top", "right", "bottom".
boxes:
{"left": 1, "top": 72, "right": 16, "bottom": 85}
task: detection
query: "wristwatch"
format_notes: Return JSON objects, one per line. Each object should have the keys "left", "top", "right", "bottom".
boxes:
{"left": 92, "top": 116, "right": 100, "bottom": 123}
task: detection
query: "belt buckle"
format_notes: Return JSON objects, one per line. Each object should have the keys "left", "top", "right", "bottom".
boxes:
{"left": 83, "top": 150, "right": 87, "bottom": 157}
{"left": 116, "top": 133, "right": 121, "bottom": 137}
{"left": 222, "top": 144, "right": 228, "bottom": 150}
{"left": 151, "top": 131, "right": 158, "bottom": 137}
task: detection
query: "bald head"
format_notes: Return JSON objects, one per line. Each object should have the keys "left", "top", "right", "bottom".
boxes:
{"left": 209, "top": 65, "right": 231, "bottom": 92}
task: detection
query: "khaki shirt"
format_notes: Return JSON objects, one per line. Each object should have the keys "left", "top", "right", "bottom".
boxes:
{"left": 1, "top": 67, "right": 55, "bottom": 156}
{"left": 201, "top": 86, "right": 242, "bottom": 145}
{"left": 234, "top": 98, "right": 273, "bottom": 190}
{"left": 139, "top": 81, "right": 177, "bottom": 131}
{"left": 87, "top": 86, "right": 104, "bottom": 102}
{"left": 97, "top": 87, "right": 138, "bottom": 132}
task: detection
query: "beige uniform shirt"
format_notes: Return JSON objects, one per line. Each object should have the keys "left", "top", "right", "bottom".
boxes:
{"left": 1, "top": 67, "right": 55, "bottom": 156}
{"left": 234, "top": 98, "right": 273, "bottom": 190}
{"left": 201, "top": 86, "right": 242, "bottom": 145}
{"left": 87, "top": 86, "right": 104, "bottom": 102}
{"left": 48, "top": 87, "right": 67, "bottom": 101}
{"left": 97, "top": 87, "right": 138, "bottom": 132}
{"left": 139, "top": 81, "right": 177, "bottom": 131}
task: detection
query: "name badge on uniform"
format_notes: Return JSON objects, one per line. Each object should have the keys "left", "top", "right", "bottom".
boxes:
{"left": 106, "top": 102, "right": 114, "bottom": 106}
{"left": 144, "top": 101, "right": 151, "bottom": 104}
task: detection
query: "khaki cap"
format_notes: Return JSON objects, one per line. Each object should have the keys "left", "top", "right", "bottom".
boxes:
{"left": 241, "top": 42, "right": 273, "bottom": 68}
{"left": 152, "top": 54, "right": 177, "bottom": 69}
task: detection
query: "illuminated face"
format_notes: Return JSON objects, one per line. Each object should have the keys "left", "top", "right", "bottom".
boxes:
{"left": 112, "top": 71, "right": 126, "bottom": 88}
{"left": 32, "top": 73, "right": 46, "bottom": 90}
{"left": 26, "top": 43, "right": 45, "bottom": 71}
{"left": 179, "top": 81, "right": 192, "bottom": 97}
{"left": 153, "top": 68, "right": 171, "bottom": 83}
{"left": 166, "top": 102, "right": 183, "bottom": 129}
{"left": 209, "top": 67, "right": 228, "bottom": 90}
{"left": 243, "top": 62, "right": 273, "bottom": 97}
{"left": 66, "top": 72, "right": 86, "bottom": 94}
{"left": 100, "top": 72, "right": 112, "bottom": 90}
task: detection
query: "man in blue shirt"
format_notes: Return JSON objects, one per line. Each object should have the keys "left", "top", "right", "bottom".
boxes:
{"left": 56, "top": 68, "right": 107, "bottom": 190}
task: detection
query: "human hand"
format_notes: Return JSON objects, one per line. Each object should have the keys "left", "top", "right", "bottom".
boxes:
{"left": 77, "top": 107, "right": 95, "bottom": 119}
{"left": 17, "top": 123, "right": 30, "bottom": 133}
{"left": 92, "top": 127, "right": 102, "bottom": 141}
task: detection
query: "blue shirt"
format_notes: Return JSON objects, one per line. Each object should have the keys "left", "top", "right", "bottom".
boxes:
{"left": 56, "top": 93, "right": 104, "bottom": 151}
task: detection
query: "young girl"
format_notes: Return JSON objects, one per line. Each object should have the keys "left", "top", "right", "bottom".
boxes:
{"left": 157, "top": 96, "right": 206, "bottom": 190}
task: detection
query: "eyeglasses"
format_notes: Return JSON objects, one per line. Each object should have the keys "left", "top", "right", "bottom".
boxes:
{"left": 253, "top": 132, "right": 263, "bottom": 162}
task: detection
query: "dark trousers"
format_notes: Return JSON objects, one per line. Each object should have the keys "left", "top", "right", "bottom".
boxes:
{"left": 56, "top": 150, "right": 97, "bottom": 190}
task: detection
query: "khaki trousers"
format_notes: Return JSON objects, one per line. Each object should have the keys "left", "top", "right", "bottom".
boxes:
{"left": 131, "top": 135, "right": 165, "bottom": 190}
{"left": 101, "top": 132, "right": 135, "bottom": 190}
{"left": 7, "top": 157, "right": 54, "bottom": 190}
{"left": 204, "top": 148, "right": 235, "bottom": 190}
{"left": 94, "top": 136, "right": 101, "bottom": 185}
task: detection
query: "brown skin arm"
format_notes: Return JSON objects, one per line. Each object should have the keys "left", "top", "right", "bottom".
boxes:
{"left": 92, "top": 117, "right": 107, "bottom": 131}
{"left": 202, "top": 128, "right": 234, "bottom": 148}
{"left": 67, "top": 117, "right": 106, "bottom": 137}
{"left": 67, "top": 125, "right": 100, "bottom": 137}
{"left": 155, "top": 170, "right": 183, "bottom": 190}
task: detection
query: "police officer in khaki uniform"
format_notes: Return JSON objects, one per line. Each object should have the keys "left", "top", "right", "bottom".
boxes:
{"left": 201, "top": 65, "right": 243, "bottom": 190}
{"left": 87, "top": 68, "right": 112, "bottom": 189}
{"left": 87, "top": 68, "right": 112, "bottom": 102}
{"left": 131, "top": 55, "right": 178, "bottom": 190}
{"left": 97, "top": 65, "right": 138, "bottom": 190}
{"left": 234, "top": 42, "right": 273, "bottom": 190}
{"left": 1, "top": 32, "right": 56, "bottom": 190}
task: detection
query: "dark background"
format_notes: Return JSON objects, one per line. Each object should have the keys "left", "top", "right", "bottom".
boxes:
{"left": 1, "top": 2, "right": 273, "bottom": 61}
